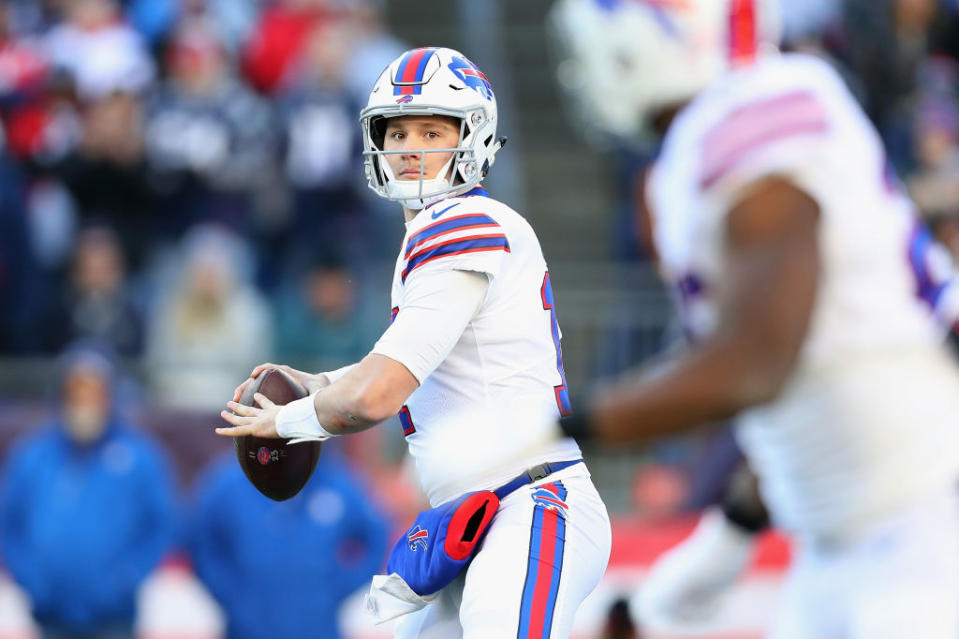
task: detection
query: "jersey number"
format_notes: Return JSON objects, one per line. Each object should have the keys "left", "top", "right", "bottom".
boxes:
{"left": 541, "top": 272, "right": 572, "bottom": 416}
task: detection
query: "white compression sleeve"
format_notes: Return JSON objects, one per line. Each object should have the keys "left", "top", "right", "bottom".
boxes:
{"left": 370, "top": 269, "right": 490, "bottom": 383}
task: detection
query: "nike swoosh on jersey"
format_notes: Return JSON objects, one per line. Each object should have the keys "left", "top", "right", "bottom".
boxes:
{"left": 431, "top": 203, "right": 461, "bottom": 219}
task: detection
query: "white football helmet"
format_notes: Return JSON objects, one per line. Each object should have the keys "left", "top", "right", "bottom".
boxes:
{"left": 548, "top": 0, "right": 782, "bottom": 141}
{"left": 360, "top": 47, "right": 506, "bottom": 209}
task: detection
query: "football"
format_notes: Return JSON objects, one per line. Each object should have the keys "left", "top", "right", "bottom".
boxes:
{"left": 233, "top": 368, "right": 322, "bottom": 501}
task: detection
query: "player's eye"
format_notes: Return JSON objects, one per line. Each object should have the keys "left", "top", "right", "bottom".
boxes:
{"left": 389, "top": 131, "right": 405, "bottom": 141}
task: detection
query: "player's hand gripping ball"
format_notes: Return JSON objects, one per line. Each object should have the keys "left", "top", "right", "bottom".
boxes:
{"left": 233, "top": 368, "right": 322, "bottom": 501}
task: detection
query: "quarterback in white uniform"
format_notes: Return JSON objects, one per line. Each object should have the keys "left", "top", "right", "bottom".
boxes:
{"left": 553, "top": 1, "right": 959, "bottom": 637}
{"left": 218, "top": 46, "right": 611, "bottom": 639}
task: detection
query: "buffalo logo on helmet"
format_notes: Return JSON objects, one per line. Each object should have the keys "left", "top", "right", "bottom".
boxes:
{"left": 407, "top": 525, "right": 429, "bottom": 551}
{"left": 395, "top": 95, "right": 414, "bottom": 104}
{"left": 447, "top": 57, "right": 493, "bottom": 101}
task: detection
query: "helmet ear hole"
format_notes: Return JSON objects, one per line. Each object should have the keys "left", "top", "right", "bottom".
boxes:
{"left": 370, "top": 116, "right": 387, "bottom": 150}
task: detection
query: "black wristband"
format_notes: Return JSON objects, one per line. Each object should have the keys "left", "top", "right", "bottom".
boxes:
{"left": 558, "top": 412, "right": 591, "bottom": 442}
{"left": 720, "top": 490, "right": 771, "bottom": 534}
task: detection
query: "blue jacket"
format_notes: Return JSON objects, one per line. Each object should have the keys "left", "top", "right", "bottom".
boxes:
{"left": 188, "top": 449, "right": 389, "bottom": 639}
{"left": 0, "top": 419, "right": 177, "bottom": 630}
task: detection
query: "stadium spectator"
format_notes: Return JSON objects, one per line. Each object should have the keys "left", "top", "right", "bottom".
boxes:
{"left": 0, "top": 139, "right": 37, "bottom": 354}
{"left": 273, "top": 254, "right": 383, "bottom": 370}
{"left": 274, "top": 20, "right": 369, "bottom": 268}
{"left": 177, "top": 0, "right": 260, "bottom": 55}
{"left": 144, "top": 18, "right": 276, "bottom": 239}
{"left": 0, "top": 2, "right": 52, "bottom": 160}
{"left": 187, "top": 446, "right": 389, "bottom": 639}
{"left": 908, "top": 57, "right": 959, "bottom": 253}
{"left": 0, "top": 341, "right": 177, "bottom": 639}
{"left": 122, "top": 0, "right": 179, "bottom": 46}
{"left": 146, "top": 224, "right": 271, "bottom": 411}
{"left": 43, "top": 0, "right": 154, "bottom": 103}
{"left": 37, "top": 224, "right": 144, "bottom": 357}
{"left": 841, "top": 0, "right": 959, "bottom": 169}
{"left": 51, "top": 90, "right": 154, "bottom": 267}
{"left": 241, "top": 0, "right": 336, "bottom": 95}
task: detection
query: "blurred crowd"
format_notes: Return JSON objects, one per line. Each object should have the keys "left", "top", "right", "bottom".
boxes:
{"left": 0, "top": 6, "right": 410, "bottom": 632}
{"left": 0, "top": 341, "right": 391, "bottom": 639}
{"left": 0, "top": 5, "right": 414, "bottom": 633}
{"left": 0, "top": 0, "right": 405, "bottom": 412}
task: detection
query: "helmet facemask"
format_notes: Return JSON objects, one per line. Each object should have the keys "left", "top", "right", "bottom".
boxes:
{"left": 362, "top": 106, "right": 490, "bottom": 210}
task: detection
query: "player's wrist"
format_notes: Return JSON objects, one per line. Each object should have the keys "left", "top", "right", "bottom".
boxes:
{"left": 275, "top": 391, "right": 337, "bottom": 443}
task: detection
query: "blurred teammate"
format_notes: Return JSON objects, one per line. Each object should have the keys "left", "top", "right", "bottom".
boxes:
{"left": 217, "top": 46, "right": 611, "bottom": 638}
{"left": 637, "top": 215, "right": 959, "bottom": 631}
{"left": 551, "top": 1, "right": 959, "bottom": 637}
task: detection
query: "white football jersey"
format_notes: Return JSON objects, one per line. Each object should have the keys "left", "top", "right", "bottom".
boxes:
{"left": 648, "top": 53, "right": 959, "bottom": 541}
{"left": 378, "top": 186, "right": 581, "bottom": 506}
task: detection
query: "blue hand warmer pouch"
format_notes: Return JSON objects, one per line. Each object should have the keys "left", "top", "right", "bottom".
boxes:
{"left": 387, "top": 490, "right": 500, "bottom": 596}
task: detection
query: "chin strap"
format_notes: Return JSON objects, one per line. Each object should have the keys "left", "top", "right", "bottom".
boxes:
{"left": 482, "top": 137, "right": 508, "bottom": 177}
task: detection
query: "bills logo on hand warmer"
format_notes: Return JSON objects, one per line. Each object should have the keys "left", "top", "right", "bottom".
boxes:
{"left": 408, "top": 526, "right": 429, "bottom": 551}
{"left": 388, "top": 491, "right": 500, "bottom": 596}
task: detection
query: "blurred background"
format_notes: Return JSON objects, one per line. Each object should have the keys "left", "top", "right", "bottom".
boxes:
{"left": 0, "top": 0, "right": 956, "bottom": 638}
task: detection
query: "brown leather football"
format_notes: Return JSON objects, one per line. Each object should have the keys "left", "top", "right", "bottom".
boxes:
{"left": 233, "top": 368, "right": 322, "bottom": 501}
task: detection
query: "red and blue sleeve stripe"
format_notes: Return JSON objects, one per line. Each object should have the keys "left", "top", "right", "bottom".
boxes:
{"left": 404, "top": 213, "right": 501, "bottom": 259}
{"left": 393, "top": 48, "right": 436, "bottom": 96}
{"left": 402, "top": 234, "right": 510, "bottom": 282}
{"left": 518, "top": 481, "right": 568, "bottom": 639}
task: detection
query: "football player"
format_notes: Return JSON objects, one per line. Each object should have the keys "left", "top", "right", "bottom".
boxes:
{"left": 217, "top": 47, "right": 611, "bottom": 638}
{"left": 551, "top": 1, "right": 959, "bottom": 637}
{"left": 636, "top": 213, "right": 959, "bottom": 633}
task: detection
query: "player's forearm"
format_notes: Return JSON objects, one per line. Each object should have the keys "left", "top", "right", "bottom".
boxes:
{"left": 578, "top": 179, "right": 820, "bottom": 445}
{"left": 314, "top": 354, "right": 417, "bottom": 434}
{"left": 314, "top": 378, "right": 392, "bottom": 434}
{"left": 586, "top": 334, "right": 786, "bottom": 445}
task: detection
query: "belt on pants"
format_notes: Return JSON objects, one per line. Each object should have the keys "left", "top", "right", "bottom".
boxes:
{"left": 492, "top": 459, "right": 583, "bottom": 500}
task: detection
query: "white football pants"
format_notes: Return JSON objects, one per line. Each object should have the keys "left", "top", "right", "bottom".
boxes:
{"left": 394, "top": 465, "right": 611, "bottom": 639}
{"left": 769, "top": 487, "right": 959, "bottom": 639}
